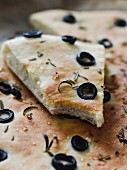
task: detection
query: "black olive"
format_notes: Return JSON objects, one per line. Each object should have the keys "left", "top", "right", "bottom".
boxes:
{"left": 0, "top": 109, "right": 14, "bottom": 123}
{"left": 76, "top": 52, "right": 95, "bottom": 66}
{"left": 77, "top": 82, "right": 97, "bottom": 100}
{"left": 52, "top": 153, "right": 77, "bottom": 170}
{"left": 0, "top": 149, "right": 8, "bottom": 162}
{"left": 11, "top": 87, "right": 22, "bottom": 99}
{"left": 61, "top": 35, "right": 77, "bottom": 44}
{"left": 98, "top": 38, "right": 113, "bottom": 49}
{"left": 104, "top": 90, "right": 111, "bottom": 103}
{"left": 63, "top": 14, "right": 76, "bottom": 24}
{"left": 22, "top": 30, "right": 43, "bottom": 38}
{"left": 0, "top": 80, "right": 12, "bottom": 95}
{"left": 114, "top": 19, "right": 127, "bottom": 27}
{"left": 71, "top": 135, "right": 89, "bottom": 151}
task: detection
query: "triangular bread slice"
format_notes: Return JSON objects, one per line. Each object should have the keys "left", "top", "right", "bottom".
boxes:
{"left": 2, "top": 34, "right": 105, "bottom": 127}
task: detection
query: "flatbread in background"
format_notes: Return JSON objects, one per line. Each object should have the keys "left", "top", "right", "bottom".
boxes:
{"left": 30, "top": 9, "right": 127, "bottom": 86}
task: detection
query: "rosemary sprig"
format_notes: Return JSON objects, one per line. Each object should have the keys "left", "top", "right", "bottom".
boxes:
{"left": 23, "top": 106, "right": 38, "bottom": 116}
{"left": 58, "top": 80, "right": 75, "bottom": 93}
{"left": 42, "top": 134, "right": 57, "bottom": 156}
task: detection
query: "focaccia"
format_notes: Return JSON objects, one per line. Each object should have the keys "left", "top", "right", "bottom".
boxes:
{"left": 0, "top": 10, "right": 127, "bottom": 170}
{"left": 30, "top": 10, "right": 127, "bottom": 86}
{"left": 2, "top": 34, "right": 105, "bottom": 127}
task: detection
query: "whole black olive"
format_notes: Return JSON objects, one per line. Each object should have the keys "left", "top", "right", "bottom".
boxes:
{"left": 77, "top": 82, "right": 97, "bottom": 100}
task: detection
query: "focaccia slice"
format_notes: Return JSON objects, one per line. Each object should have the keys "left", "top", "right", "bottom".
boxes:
{"left": 2, "top": 34, "right": 105, "bottom": 127}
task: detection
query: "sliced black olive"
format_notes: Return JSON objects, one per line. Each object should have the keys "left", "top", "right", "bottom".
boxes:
{"left": 63, "top": 14, "right": 76, "bottom": 24}
{"left": 104, "top": 90, "right": 111, "bottom": 103}
{"left": 71, "top": 135, "right": 89, "bottom": 151}
{"left": 114, "top": 18, "right": 127, "bottom": 27}
{"left": 22, "top": 30, "right": 43, "bottom": 38}
{"left": 52, "top": 153, "right": 77, "bottom": 170}
{"left": 76, "top": 52, "right": 95, "bottom": 66}
{"left": 0, "top": 149, "right": 8, "bottom": 162}
{"left": 98, "top": 38, "right": 113, "bottom": 49}
{"left": 0, "top": 109, "right": 14, "bottom": 123}
{"left": 61, "top": 35, "right": 77, "bottom": 44}
{"left": 77, "top": 82, "right": 97, "bottom": 100}
{"left": 11, "top": 87, "right": 22, "bottom": 99}
{"left": 0, "top": 80, "right": 11, "bottom": 95}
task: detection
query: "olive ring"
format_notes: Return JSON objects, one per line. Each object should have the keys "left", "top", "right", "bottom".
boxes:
{"left": 52, "top": 153, "right": 77, "bottom": 170}
{"left": 77, "top": 82, "right": 97, "bottom": 100}
{"left": 76, "top": 52, "right": 95, "bottom": 66}
{"left": 0, "top": 109, "right": 14, "bottom": 123}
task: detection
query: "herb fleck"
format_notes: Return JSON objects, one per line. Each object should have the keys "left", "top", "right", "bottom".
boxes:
{"left": 98, "top": 69, "right": 102, "bottom": 75}
{"left": 0, "top": 100, "right": 4, "bottom": 110}
{"left": 115, "top": 151, "right": 120, "bottom": 157}
{"left": 79, "top": 26, "right": 87, "bottom": 30}
{"left": 29, "top": 58, "right": 37, "bottom": 61}
{"left": 47, "top": 59, "right": 56, "bottom": 67}
{"left": 84, "top": 67, "right": 89, "bottom": 69}
{"left": 11, "top": 136, "right": 15, "bottom": 141}
{"left": 73, "top": 72, "right": 88, "bottom": 81}
{"left": 4, "top": 125, "right": 9, "bottom": 133}
{"left": 98, "top": 155, "right": 111, "bottom": 161}
{"left": 40, "top": 40, "right": 46, "bottom": 43}
{"left": 58, "top": 80, "right": 75, "bottom": 93}
{"left": 37, "top": 52, "right": 43, "bottom": 57}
